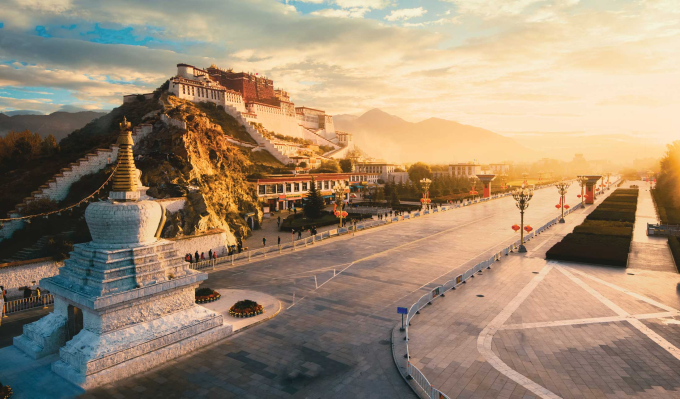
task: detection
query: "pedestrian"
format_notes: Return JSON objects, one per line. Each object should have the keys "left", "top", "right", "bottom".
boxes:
{"left": 278, "top": 236, "right": 281, "bottom": 246}
{"left": 23, "top": 286, "right": 32, "bottom": 299}
{"left": 298, "top": 229, "right": 302, "bottom": 239}
{"left": 1, "top": 285, "right": 6, "bottom": 323}
{"left": 212, "top": 251, "right": 217, "bottom": 260}
{"left": 263, "top": 237, "right": 267, "bottom": 247}
{"left": 208, "top": 249, "right": 213, "bottom": 259}
{"left": 195, "top": 251, "right": 200, "bottom": 263}
{"left": 36, "top": 287, "right": 41, "bottom": 299}
{"left": 277, "top": 216, "right": 281, "bottom": 227}
{"left": 293, "top": 207, "right": 297, "bottom": 215}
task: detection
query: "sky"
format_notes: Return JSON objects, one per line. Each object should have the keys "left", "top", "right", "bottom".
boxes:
{"left": 0, "top": 0, "right": 678, "bottom": 144}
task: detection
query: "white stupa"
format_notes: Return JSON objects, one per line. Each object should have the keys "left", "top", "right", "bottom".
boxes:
{"left": 13, "top": 118, "right": 232, "bottom": 388}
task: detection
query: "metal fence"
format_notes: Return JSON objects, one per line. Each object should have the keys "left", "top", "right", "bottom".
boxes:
{"left": 648, "top": 224, "right": 680, "bottom": 237}
{"left": 3, "top": 294, "right": 54, "bottom": 315}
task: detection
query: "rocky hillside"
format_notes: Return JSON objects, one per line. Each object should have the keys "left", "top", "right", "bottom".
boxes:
{"left": 0, "top": 89, "right": 283, "bottom": 259}
{"left": 135, "top": 94, "right": 265, "bottom": 242}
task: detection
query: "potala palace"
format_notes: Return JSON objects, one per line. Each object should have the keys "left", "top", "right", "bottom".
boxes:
{"left": 161, "top": 63, "right": 357, "bottom": 161}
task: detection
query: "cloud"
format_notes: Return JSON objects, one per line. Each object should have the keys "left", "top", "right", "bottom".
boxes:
{"left": 311, "top": 8, "right": 368, "bottom": 18}
{"left": 384, "top": 7, "right": 427, "bottom": 21}
{"left": 334, "top": 0, "right": 390, "bottom": 9}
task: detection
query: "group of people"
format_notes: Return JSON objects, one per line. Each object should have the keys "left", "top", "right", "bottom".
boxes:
{"left": 291, "top": 225, "right": 318, "bottom": 240}
{"left": 184, "top": 249, "right": 217, "bottom": 263}
{"left": 227, "top": 237, "right": 245, "bottom": 255}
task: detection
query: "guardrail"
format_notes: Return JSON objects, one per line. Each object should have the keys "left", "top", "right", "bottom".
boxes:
{"left": 399, "top": 179, "right": 622, "bottom": 398}
{"left": 647, "top": 224, "right": 680, "bottom": 237}
{"left": 3, "top": 294, "right": 54, "bottom": 315}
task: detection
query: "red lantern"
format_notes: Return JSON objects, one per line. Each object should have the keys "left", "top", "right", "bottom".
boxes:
{"left": 577, "top": 194, "right": 581, "bottom": 198}
{"left": 564, "top": 205, "right": 570, "bottom": 209}
{"left": 511, "top": 224, "right": 520, "bottom": 232}
{"left": 524, "top": 225, "right": 533, "bottom": 232}
{"left": 555, "top": 204, "right": 561, "bottom": 209}
{"left": 341, "top": 211, "right": 348, "bottom": 217}
{"left": 334, "top": 211, "right": 340, "bottom": 217}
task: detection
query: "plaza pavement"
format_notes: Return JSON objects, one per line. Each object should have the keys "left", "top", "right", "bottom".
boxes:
{"left": 405, "top": 182, "right": 680, "bottom": 399}
{"left": 74, "top": 183, "right": 587, "bottom": 399}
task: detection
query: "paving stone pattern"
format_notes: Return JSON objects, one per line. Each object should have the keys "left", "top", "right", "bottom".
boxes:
{"left": 407, "top": 190, "right": 680, "bottom": 399}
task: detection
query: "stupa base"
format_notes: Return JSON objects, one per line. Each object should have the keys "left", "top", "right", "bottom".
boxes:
{"left": 52, "top": 320, "right": 232, "bottom": 390}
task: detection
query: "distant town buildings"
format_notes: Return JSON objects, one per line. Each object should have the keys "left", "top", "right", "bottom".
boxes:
{"left": 254, "top": 172, "right": 379, "bottom": 211}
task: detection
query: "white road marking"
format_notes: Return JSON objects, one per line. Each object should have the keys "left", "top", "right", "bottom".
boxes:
{"left": 477, "top": 263, "right": 562, "bottom": 399}
{"left": 501, "top": 311, "right": 680, "bottom": 330}
{"left": 556, "top": 265, "right": 680, "bottom": 363}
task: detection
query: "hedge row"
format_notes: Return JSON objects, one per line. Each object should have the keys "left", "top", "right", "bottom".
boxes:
{"left": 669, "top": 236, "right": 680, "bottom": 269}
{"left": 546, "top": 188, "right": 639, "bottom": 267}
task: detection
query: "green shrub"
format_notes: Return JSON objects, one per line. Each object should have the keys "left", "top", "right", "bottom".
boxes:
{"left": 587, "top": 210, "right": 636, "bottom": 223}
{"left": 669, "top": 236, "right": 680, "bottom": 270}
{"left": 573, "top": 222, "right": 633, "bottom": 237}
{"left": 546, "top": 233, "right": 631, "bottom": 267}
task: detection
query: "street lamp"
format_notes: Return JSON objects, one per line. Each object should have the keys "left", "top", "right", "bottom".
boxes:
{"left": 576, "top": 175, "right": 588, "bottom": 206}
{"left": 420, "top": 178, "right": 432, "bottom": 210}
{"left": 555, "top": 181, "right": 570, "bottom": 223}
{"left": 468, "top": 176, "right": 479, "bottom": 200}
{"left": 333, "top": 182, "right": 348, "bottom": 228}
{"left": 512, "top": 184, "right": 534, "bottom": 253}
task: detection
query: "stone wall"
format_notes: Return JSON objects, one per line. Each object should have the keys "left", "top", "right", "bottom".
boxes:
{"left": 160, "top": 113, "right": 187, "bottom": 130}
{"left": 167, "top": 229, "right": 229, "bottom": 258}
{"left": 156, "top": 197, "right": 187, "bottom": 214}
{"left": 0, "top": 257, "right": 63, "bottom": 297}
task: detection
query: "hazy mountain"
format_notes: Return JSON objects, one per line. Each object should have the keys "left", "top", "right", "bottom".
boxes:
{"left": 0, "top": 111, "right": 107, "bottom": 142}
{"left": 333, "top": 114, "right": 359, "bottom": 126}
{"left": 3, "top": 110, "right": 45, "bottom": 116}
{"left": 333, "top": 109, "right": 536, "bottom": 164}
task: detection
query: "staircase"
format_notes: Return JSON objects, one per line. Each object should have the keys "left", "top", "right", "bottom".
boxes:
{"left": 223, "top": 104, "right": 293, "bottom": 164}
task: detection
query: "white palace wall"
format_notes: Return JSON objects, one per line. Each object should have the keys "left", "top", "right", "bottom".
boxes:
{"left": 248, "top": 103, "right": 301, "bottom": 139}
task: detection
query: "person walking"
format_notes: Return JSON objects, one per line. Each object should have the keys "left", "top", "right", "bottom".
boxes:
{"left": 200, "top": 252, "right": 205, "bottom": 261}
{"left": 212, "top": 251, "right": 217, "bottom": 260}
{"left": 194, "top": 251, "right": 200, "bottom": 263}
{"left": 263, "top": 237, "right": 267, "bottom": 247}
{"left": 208, "top": 249, "right": 213, "bottom": 260}
{"left": 1, "top": 285, "right": 6, "bottom": 323}
{"left": 23, "top": 286, "right": 32, "bottom": 299}
{"left": 278, "top": 236, "right": 281, "bottom": 246}
{"left": 36, "top": 287, "right": 41, "bottom": 299}
{"left": 277, "top": 216, "right": 281, "bottom": 228}
{"left": 298, "top": 229, "right": 302, "bottom": 239}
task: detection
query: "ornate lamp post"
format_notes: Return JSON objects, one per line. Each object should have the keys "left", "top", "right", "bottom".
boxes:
{"left": 512, "top": 184, "right": 534, "bottom": 253}
{"left": 576, "top": 175, "right": 588, "bottom": 206}
{"left": 333, "top": 182, "right": 348, "bottom": 228}
{"left": 555, "top": 181, "right": 570, "bottom": 223}
{"left": 419, "top": 178, "right": 432, "bottom": 210}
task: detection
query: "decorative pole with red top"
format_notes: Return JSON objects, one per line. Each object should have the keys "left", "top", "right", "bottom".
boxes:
{"left": 420, "top": 178, "right": 432, "bottom": 210}
{"left": 555, "top": 181, "right": 570, "bottom": 223}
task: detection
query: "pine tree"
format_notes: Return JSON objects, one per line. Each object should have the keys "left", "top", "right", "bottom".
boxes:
{"left": 304, "top": 177, "right": 325, "bottom": 219}
{"left": 390, "top": 190, "right": 400, "bottom": 208}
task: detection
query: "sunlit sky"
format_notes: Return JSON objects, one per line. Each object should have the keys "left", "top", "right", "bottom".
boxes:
{"left": 0, "top": 0, "right": 678, "bottom": 143}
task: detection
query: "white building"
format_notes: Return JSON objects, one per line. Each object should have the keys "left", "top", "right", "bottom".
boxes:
{"left": 488, "top": 163, "right": 510, "bottom": 175}
{"left": 449, "top": 163, "right": 483, "bottom": 177}
{"left": 356, "top": 162, "right": 397, "bottom": 181}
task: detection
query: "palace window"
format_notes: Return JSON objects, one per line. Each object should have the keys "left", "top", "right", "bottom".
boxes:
{"left": 285, "top": 183, "right": 292, "bottom": 192}
{"left": 191, "top": 86, "right": 195, "bottom": 96}
{"left": 324, "top": 181, "right": 329, "bottom": 189}
{"left": 294, "top": 183, "right": 300, "bottom": 192}
{"left": 182, "top": 85, "right": 186, "bottom": 94}
{"left": 277, "top": 184, "right": 284, "bottom": 193}
{"left": 302, "top": 182, "right": 308, "bottom": 191}
{"left": 258, "top": 185, "right": 266, "bottom": 195}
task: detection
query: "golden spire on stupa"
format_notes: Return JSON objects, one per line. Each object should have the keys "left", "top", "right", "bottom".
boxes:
{"left": 111, "top": 116, "right": 138, "bottom": 197}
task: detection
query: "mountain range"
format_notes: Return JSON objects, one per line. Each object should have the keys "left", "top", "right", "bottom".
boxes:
{"left": 0, "top": 111, "right": 107, "bottom": 142}
{"left": 334, "top": 109, "right": 665, "bottom": 164}
{"left": 333, "top": 109, "right": 535, "bottom": 164}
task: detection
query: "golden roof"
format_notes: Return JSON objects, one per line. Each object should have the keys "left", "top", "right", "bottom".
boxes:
{"left": 111, "top": 116, "right": 138, "bottom": 194}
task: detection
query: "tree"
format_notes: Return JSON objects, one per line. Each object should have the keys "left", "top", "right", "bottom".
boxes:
{"left": 339, "top": 159, "right": 353, "bottom": 173}
{"left": 408, "top": 162, "right": 432, "bottom": 190}
{"left": 390, "top": 191, "right": 400, "bottom": 208}
{"left": 313, "top": 159, "right": 341, "bottom": 173}
{"left": 42, "top": 134, "right": 58, "bottom": 156}
{"left": 304, "top": 177, "right": 325, "bottom": 219}
{"left": 384, "top": 181, "right": 393, "bottom": 199}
